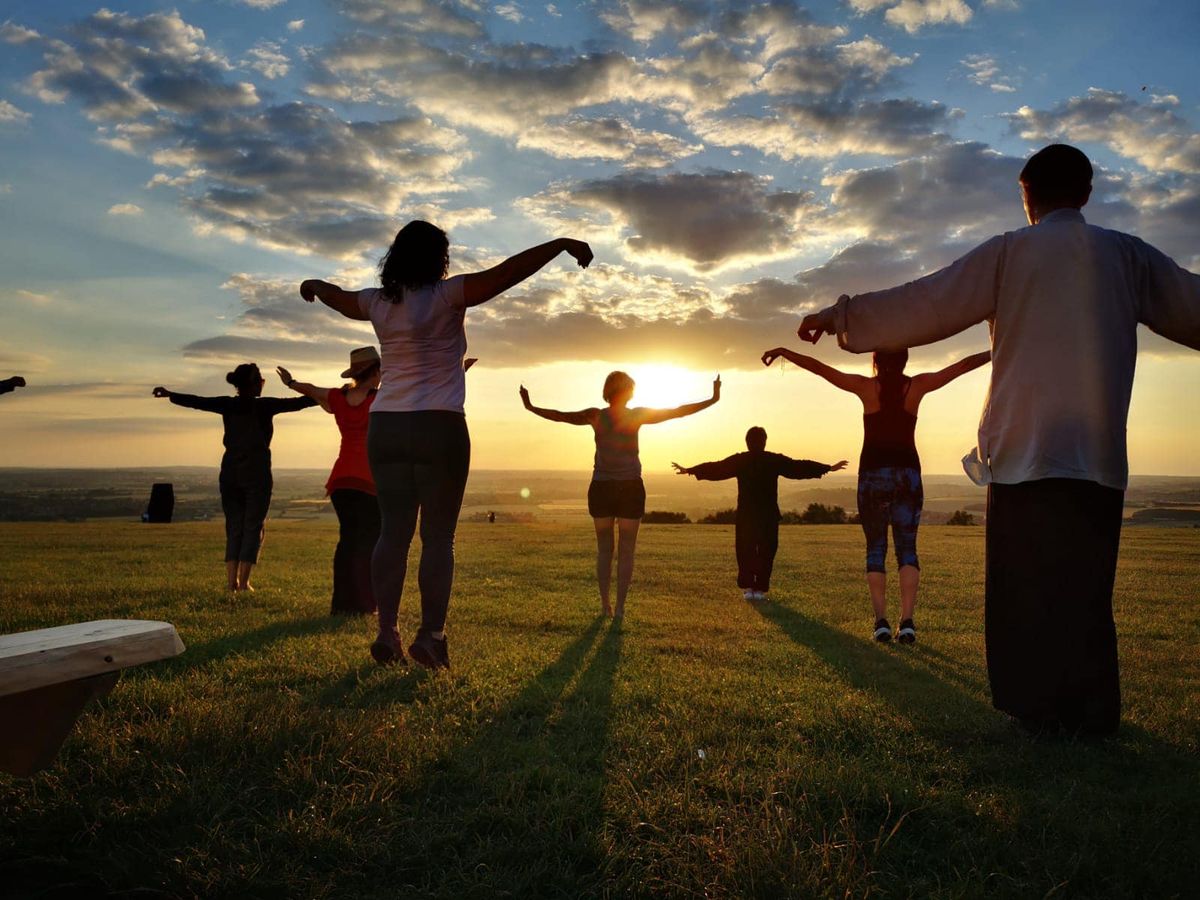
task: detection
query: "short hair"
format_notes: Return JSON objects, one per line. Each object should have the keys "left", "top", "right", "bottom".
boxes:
{"left": 602, "top": 371, "right": 635, "bottom": 402}
{"left": 745, "top": 426, "right": 767, "bottom": 450}
{"left": 1019, "top": 144, "right": 1093, "bottom": 207}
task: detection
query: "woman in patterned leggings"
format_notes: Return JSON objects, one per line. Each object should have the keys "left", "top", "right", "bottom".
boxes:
{"left": 762, "top": 346, "right": 990, "bottom": 643}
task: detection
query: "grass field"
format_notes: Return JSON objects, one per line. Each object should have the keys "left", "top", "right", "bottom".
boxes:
{"left": 1, "top": 520, "right": 1198, "bottom": 899}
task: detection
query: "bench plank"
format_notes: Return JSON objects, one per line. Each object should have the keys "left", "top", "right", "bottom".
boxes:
{"left": 0, "top": 620, "right": 185, "bottom": 697}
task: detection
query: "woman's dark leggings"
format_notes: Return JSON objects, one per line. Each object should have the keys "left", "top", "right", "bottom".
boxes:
{"left": 329, "top": 488, "right": 381, "bottom": 615}
{"left": 220, "top": 477, "right": 271, "bottom": 563}
{"left": 367, "top": 411, "right": 470, "bottom": 635}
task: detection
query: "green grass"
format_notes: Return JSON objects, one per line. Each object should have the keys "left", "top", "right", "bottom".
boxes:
{"left": 1, "top": 520, "right": 1198, "bottom": 898}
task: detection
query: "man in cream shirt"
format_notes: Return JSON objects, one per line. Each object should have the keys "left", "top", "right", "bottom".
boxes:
{"left": 798, "top": 144, "right": 1200, "bottom": 735}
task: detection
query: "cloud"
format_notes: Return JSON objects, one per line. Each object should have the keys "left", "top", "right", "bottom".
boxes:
{"left": 848, "top": 0, "right": 972, "bottom": 33}
{"left": 546, "top": 4, "right": 561, "bottom": 16}
{"left": 495, "top": 3, "right": 524, "bottom": 23}
{"left": 0, "top": 98, "right": 31, "bottom": 124}
{"left": 0, "top": 22, "right": 41, "bottom": 44}
{"left": 962, "top": 54, "right": 1016, "bottom": 93}
{"left": 1008, "top": 88, "right": 1200, "bottom": 175}
{"left": 245, "top": 41, "right": 290, "bottom": 80}
{"left": 19, "top": 9, "right": 259, "bottom": 121}
{"left": 287, "top": 19, "right": 306, "bottom": 32}
{"left": 601, "top": 0, "right": 709, "bottom": 42}
{"left": 335, "top": 0, "right": 484, "bottom": 39}
{"left": 692, "top": 98, "right": 960, "bottom": 160}
{"left": 108, "top": 203, "right": 144, "bottom": 216}
{"left": 522, "top": 170, "right": 822, "bottom": 274}
{"left": 14, "top": 289, "right": 53, "bottom": 304}
{"left": 515, "top": 116, "right": 702, "bottom": 167}
{"left": 238, "top": 0, "right": 287, "bottom": 8}
{"left": 123, "top": 103, "right": 471, "bottom": 260}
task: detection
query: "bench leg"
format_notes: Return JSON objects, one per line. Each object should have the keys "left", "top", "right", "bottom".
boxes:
{"left": 0, "top": 671, "right": 120, "bottom": 777}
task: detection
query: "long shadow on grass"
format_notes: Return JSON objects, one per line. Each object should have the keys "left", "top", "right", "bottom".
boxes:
{"left": 751, "top": 599, "right": 1200, "bottom": 896}
{"left": 152, "top": 614, "right": 355, "bottom": 676}
{"left": 370, "top": 618, "right": 624, "bottom": 897}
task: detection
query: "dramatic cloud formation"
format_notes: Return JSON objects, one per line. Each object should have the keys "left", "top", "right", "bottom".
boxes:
{"left": 1009, "top": 89, "right": 1200, "bottom": 175}
{"left": 522, "top": 170, "right": 822, "bottom": 273}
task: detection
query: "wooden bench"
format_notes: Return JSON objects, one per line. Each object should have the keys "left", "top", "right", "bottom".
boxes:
{"left": 0, "top": 620, "right": 185, "bottom": 776}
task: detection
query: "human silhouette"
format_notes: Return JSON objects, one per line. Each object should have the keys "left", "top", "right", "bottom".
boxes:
{"left": 301, "top": 220, "right": 592, "bottom": 669}
{"left": 153, "top": 363, "right": 316, "bottom": 591}
{"left": 761, "top": 347, "right": 990, "bottom": 643}
{"left": 520, "top": 371, "right": 720, "bottom": 619}
{"left": 796, "top": 143, "right": 1200, "bottom": 734}
{"left": 0, "top": 376, "right": 26, "bottom": 395}
{"left": 673, "top": 426, "right": 847, "bottom": 600}
{"left": 278, "top": 348, "right": 383, "bottom": 616}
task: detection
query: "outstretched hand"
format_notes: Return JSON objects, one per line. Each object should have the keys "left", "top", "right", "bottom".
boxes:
{"left": 797, "top": 303, "right": 838, "bottom": 344}
{"left": 671, "top": 462, "right": 692, "bottom": 476}
{"left": 518, "top": 384, "right": 532, "bottom": 409}
{"left": 563, "top": 239, "right": 593, "bottom": 269}
{"left": 299, "top": 279, "right": 319, "bottom": 302}
{"left": 152, "top": 386, "right": 170, "bottom": 398}
{"left": 830, "top": 459, "right": 849, "bottom": 472}
{"left": 276, "top": 366, "right": 294, "bottom": 387}
{"left": 11, "top": 376, "right": 26, "bottom": 388}
{"left": 761, "top": 348, "right": 787, "bottom": 367}
{"left": 712, "top": 374, "right": 722, "bottom": 400}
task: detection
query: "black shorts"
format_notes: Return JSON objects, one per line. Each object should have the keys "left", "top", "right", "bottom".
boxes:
{"left": 587, "top": 478, "right": 646, "bottom": 520}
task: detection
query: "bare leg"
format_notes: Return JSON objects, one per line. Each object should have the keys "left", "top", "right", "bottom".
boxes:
{"left": 236, "top": 561, "right": 255, "bottom": 592}
{"left": 614, "top": 517, "right": 640, "bottom": 619}
{"left": 867, "top": 571, "right": 887, "bottom": 620}
{"left": 594, "top": 517, "right": 614, "bottom": 616}
{"left": 225, "top": 561, "right": 238, "bottom": 592}
{"left": 899, "top": 565, "right": 919, "bottom": 620}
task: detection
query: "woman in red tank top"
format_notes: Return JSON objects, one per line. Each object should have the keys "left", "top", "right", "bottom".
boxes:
{"left": 278, "top": 348, "right": 382, "bottom": 615}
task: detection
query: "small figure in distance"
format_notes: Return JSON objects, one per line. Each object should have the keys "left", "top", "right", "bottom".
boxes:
{"left": 278, "top": 347, "right": 383, "bottom": 617}
{"left": 795, "top": 142, "right": 1200, "bottom": 736}
{"left": 520, "top": 371, "right": 720, "bottom": 620}
{"left": 153, "top": 363, "right": 318, "bottom": 593}
{"left": 761, "top": 345, "right": 990, "bottom": 645}
{"left": 0, "top": 375, "right": 27, "bottom": 395}
{"left": 674, "top": 426, "right": 847, "bottom": 602}
{"left": 300, "top": 220, "right": 592, "bottom": 670}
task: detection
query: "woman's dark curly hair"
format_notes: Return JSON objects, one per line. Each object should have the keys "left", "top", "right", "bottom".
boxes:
{"left": 379, "top": 220, "right": 449, "bottom": 300}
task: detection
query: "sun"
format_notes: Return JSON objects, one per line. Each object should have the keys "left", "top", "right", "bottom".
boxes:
{"left": 626, "top": 364, "right": 713, "bottom": 409}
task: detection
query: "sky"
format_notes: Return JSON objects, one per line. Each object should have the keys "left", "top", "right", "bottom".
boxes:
{"left": 1, "top": 0, "right": 1198, "bottom": 475}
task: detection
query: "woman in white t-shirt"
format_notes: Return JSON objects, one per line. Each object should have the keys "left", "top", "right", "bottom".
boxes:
{"left": 300, "top": 220, "right": 592, "bottom": 669}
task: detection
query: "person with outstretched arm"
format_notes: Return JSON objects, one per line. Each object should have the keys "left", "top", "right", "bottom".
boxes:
{"left": 674, "top": 427, "right": 847, "bottom": 601}
{"left": 301, "top": 220, "right": 592, "bottom": 669}
{"left": 761, "top": 346, "right": 989, "bottom": 643}
{"left": 0, "top": 376, "right": 26, "bottom": 395}
{"left": 795, "top": 143, "right": 1200, "bottom": 735}
{"left": 153, "top": 363, "right": 316, "bottom": 592}
{"left": 520, "top": 371, "right": 720, "bottom": 620}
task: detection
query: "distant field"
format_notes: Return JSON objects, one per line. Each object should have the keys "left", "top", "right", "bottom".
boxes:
{"left": 1, "top": 520, "right": 1198, "bottom": 898}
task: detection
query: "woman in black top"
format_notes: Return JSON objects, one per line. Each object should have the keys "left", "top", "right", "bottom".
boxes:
{"left": 153, "top": 363, "right": 316, "bottom": 591}
{"left": 761, "top": 346, "right": 990, "bottom": 643}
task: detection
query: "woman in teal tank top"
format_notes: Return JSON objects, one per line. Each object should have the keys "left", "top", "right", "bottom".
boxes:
{"left": 520, "top": 371, "right": 720, "bottom": 619}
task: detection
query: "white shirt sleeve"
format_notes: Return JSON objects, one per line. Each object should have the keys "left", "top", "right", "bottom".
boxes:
{"left": 836, "top": 234, "right": 1005, "bottom": 353}
{"left": 1136, "top": 238, "right": 1200, "bottom": 351}
{"left": 357, "top": 288, "right": 377, "bottom": 319}
{"left": 437, "top": 275, "right": 468, "bottom": 310}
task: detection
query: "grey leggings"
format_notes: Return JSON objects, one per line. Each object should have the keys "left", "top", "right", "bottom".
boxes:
{"left": 368, "top": 411, "right": 470, "bottom": 635}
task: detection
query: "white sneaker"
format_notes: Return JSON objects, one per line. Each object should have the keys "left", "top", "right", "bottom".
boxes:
{"left": 742, "top": 589, "right": 755, "bottom": 601}
{"left": 755, "top": 591, "right": 769, "bottom": 601}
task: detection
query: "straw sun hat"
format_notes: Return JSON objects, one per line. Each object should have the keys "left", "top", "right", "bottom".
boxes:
{"left": 340, "top": 346, "right": 381, "bottom": 379}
